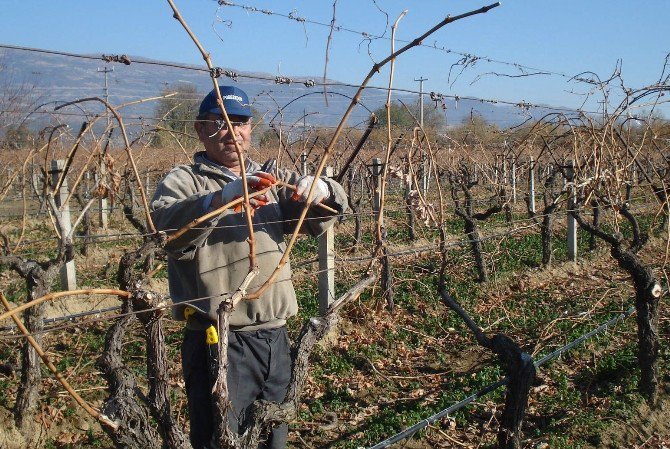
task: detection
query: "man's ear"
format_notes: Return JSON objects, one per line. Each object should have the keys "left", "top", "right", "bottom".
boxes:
{"left": 194, "top": 121, "right": 205, "bottom": 140}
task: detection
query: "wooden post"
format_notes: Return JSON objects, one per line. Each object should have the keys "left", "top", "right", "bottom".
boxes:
{"left": 318, "top": 167, "right": 336, "bottom": 315}
{"left": 371, "top": 157, "right": 393, "bottom": 311}
{"left": 566, "top": 159, "right": 577, "bottom": 262}
{"left": 626, "top": 183, "right": 633, "bottom": 203}
{"left": 528, "top": 156, "right": 536, "bottom": 214}
{"left": 51, "top": 160, "right": 77, "bottom": 290}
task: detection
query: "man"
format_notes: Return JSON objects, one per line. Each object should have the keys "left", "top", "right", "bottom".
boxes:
{"left": 150, "top": 85, "right": 348, "bottom": 449}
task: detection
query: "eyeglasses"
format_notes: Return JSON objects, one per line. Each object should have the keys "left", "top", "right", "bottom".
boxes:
{"left": 216, "top": 118, "right": 251, "bottom": 129}
{"left": 205, "top": 117, "right": 251, "bottom": 137}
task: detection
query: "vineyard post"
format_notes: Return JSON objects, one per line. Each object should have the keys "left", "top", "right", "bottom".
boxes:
{"left": 372, "top": 154, "right": 394, "bottom": 308}
{"left": 361, "top": 167, "right": 367, "bottom": 212}
{"left": 17, "top": 170, "right": 23, "bottom": 200}
{"left": 566, "top": 159, "right": 577, "bottom": 263}
{"left": 145, "top": 169, "right": 151, "bottom": 199}
{"left": 31, "top": 164, "right": 41, "bottom": 201}
{"left": 372, "top": 158, "right": 383, "bottom": 218}
{"left": 421, "top": 154, "right": 428, "bottom": 195}
{"left": 96, "top": 169, "right": 109, "bottom": 230}
{"left": 528, "top": 156, "right": 536, "bottom": 214}
{"left": 84, "top": 170, "right": 91, "bottom": 197}
{"left": 403, "top": 157, "right": 416, "bottom": 240}
{"left": 345, "top": 167, "right": 363, "bottom": 248}
{"left": 51, "top": 159, "right": 77, "bottom": 290}
{"left": 427, "top": 156, "right": 433, "bottom": 193}
{"left": 301, "top": 152, "right": 308, "bottom": 175}
{"left": 8, "top": 167, "right": 15, "bottom": 197}
{"left": 318, "top": 166, "right": 336, "bottom": 315}
{"left": 511, "top": 159, "right": 517, "bottom": 204}
{"left": 503, "top": 156, "right": 508, "bottom": 188}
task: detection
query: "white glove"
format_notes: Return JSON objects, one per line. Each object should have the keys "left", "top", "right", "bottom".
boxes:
{"left": 221, "top": 172, "right": 275, "bottom": 210}
{"left": 292, "top": 176, "right": 330, "bottom": 205}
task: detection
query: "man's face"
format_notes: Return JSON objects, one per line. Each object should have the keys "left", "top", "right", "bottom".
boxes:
{"left": 195, "top": 114, "right": 252, "bottom": 167}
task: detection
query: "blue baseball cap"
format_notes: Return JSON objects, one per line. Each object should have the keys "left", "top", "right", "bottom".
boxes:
{"left": 198, "top": 85, "right": 252, "bottom": 118}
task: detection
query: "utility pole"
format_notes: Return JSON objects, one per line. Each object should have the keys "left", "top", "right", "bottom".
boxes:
{"left": 97, "top": 66, "right": 114, "bottom": 115}
{"left": 598, "top": 99, "right": 607, "bottom": 125}
{"left": 414, "top": 76, "right": 428, "bottom": 127}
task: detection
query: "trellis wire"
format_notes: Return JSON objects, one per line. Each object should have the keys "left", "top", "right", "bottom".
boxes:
{"left": 0, "top": 305, "right": 122, "bottom": 333}
{"left": 0, "top": 221, "right": 542, "bottom": 339}
{"left": 0, "top": 43, "right": 601, "bottom": 116}
{"left": 0, "top": 219, "right": 634, "bottom": 340}
{"left": 216, "top": 0, "right": 580, "bottom": 82}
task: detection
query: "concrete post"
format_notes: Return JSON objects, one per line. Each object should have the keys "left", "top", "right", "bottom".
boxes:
{"left": 145, "top": 170, "right": 151, "bottom": 198}
{"left": 566, "top": 159, "right": 577, "bottom": 262}
{"left": 96, "top": 162, "right": 109, "bottom": 230}
{"left": 301, "top": 152, "right": 308, "bottom": 176}
{"left": 403, "top": 157, "right": 416, "bottom": 241}
{"left": 371, "top": 158, "right": 383, "bottom": 219}
{"left": 421, "top": 155, "right": 428, "bottom": 196}
{"left": 511, "top": 160, "right": 517, "bottom": 204}
{"left": 528, "top": 156, "right": 536, "bottom": 214}
{"left": 51, "top": 160, "right": 77, "bottom": 290}
{"left": 318, "top": 166, "right": 336, "bottom": 315}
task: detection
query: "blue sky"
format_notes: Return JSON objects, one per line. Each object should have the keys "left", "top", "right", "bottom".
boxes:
{"left": 1, "top": 0, "right": 668, "bottom": 115}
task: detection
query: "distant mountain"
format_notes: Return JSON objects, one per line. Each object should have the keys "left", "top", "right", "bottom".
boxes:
{"left": 0, "top": 46, "right": 555, "bottom": 137}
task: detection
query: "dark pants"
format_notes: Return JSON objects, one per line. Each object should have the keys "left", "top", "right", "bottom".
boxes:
{"left": 182, "top": 327, "right": 292, "bottom": 449}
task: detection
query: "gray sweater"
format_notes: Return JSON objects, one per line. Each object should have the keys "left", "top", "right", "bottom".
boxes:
{"left": 150, "top": 152, "right": 348, "bottom": 331}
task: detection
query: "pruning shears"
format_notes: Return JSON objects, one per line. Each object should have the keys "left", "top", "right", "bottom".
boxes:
{"left": 260, "top": 158, "right": 277, "bottom": 177}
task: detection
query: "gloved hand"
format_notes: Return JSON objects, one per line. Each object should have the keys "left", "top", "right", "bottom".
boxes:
{"left": 221, "top": 171, "right": 276, "bottom": 211}
{"left": 291, "top": 175, "right": 330, "bottom": 205}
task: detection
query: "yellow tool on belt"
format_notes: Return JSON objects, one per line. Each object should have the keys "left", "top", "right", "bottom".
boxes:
{"left": 184, "top": 306, "right": 219, "bottom": 344}
{"left": 206, "top": 325, "right": 219, "bottom": 344}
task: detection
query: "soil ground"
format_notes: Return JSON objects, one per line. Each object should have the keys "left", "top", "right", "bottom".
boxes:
{"left": 0, "top": 184, "right": 668, "bottom": 448}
